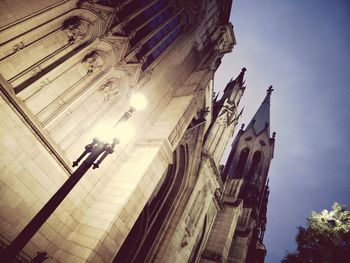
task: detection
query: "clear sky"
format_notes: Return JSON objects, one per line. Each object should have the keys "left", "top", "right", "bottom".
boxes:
{"left": 214, "top": 0, "right": 350, "bottom": 262}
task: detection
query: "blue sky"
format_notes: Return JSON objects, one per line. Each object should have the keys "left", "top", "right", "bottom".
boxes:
{"left": 215, "top": 0, "right": 350, "bottom": 262}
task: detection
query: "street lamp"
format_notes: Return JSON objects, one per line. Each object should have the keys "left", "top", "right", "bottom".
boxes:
{"left": 1, "top": 94, "right": 147, "bottom": 262}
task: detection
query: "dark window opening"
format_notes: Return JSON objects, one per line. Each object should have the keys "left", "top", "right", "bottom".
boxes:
{"left": 116, "top": 0, "right": 150, "bottom": 22}
{"left": 130, "top": 5, "right": 172, "bottom": 46}
{"left": 114, "top": 0, "right": 188, "bottom": 70}
{"left": 141, "top": 23, "right": 183, "bottom": 70}
{"left": 124, "top": 0, "right": 169, "bottom": 34}
{"left": 235, "top": 148, "right": 250, "bottom": 178}
{"left": 248, "top": 151, "right": 262, "bottom": 179}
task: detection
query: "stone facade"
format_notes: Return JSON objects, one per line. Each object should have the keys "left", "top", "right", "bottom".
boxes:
{"left": 0, "top": 1, "right": 274, "bottom": 263}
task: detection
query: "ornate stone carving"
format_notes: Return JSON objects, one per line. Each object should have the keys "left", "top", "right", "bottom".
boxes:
{"left": 111, "top": 39, "right": 125, "bottom": 50}
{"left": 181, "top": 129, "right": 196, "bottom": 145}
{"left": 217, "top": 114, "right": 227, "bottom": 127}
{"left": 62, "top": 16, "right": 87, "bottom": 43}
{"left": 98, "top": 78, "right": 121, "bottom": 102}
{"left": 40, "top": 78, "right": 50, "bottom": 88}
{"left": 123, "top": 66, "right": 136, "bottom": 77}
{"left": 13, "top": 42, "right": 25, "bottom": 52}
{"left": 82, "top": 51, "right": 104, "bottom": 75}
{"left": 181, "top": 234, "right": 189, "bottom": 248}
{"left": 96, "top": 10, "right": 109, "bottom": 21}
{"left": 30, "top": 66, "right": 42, "bottom": 76}
{"left": 106, "top": 30, "right": 114, "bottom": 37}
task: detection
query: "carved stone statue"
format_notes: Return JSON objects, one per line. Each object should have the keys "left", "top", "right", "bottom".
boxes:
{"left": 13, "top": 41, "right": 25, "bottom": 52}
{"left": 98, "top": 79, "right": 121, "bottom": 102}
{"left": 82, "top": 51, "right": 104, "bottom": 75}
{"left": 62, "top": 16, "right": 87, "bottom": 43}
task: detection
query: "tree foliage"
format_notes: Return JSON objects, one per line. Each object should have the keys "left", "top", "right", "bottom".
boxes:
{"left": 282, "top": 202, "right": 350, "bottom": 263}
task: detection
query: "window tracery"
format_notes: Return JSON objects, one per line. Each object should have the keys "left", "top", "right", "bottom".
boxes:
{"left": 112, "top": 0, "right": 189, "bottom": 70}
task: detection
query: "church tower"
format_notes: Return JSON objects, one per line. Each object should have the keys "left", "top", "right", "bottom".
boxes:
{"left": 199, "top": 68, "right": 246, "bottom": 263}
{"left": 224, "top": 86, "right": 275, "bottom": 263}
{"left": 203, "top": 67, "right": 246, "bottom": 166}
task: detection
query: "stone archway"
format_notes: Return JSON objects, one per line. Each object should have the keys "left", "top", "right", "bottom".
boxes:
{"left": 113, "top": 144, "right": 189, "bottom": 263}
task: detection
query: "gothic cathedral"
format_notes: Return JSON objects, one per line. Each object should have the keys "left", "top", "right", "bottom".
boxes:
{"left": 0, "top": 1, "right": 275, "bottom": 263}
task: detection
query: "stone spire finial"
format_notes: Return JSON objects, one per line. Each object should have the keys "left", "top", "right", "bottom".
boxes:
{"left": 246, "top": 86, "right": 273, "bottom": 135}
{"left": 267, "top": 85, "right": 274, "bottom": 95}
{"left": 272, "top": 131, "right": 276, "bottom": 139}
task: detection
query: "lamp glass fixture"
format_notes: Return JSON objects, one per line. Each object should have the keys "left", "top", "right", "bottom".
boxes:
{"left": 130, "top": 93, "right": 147, "bottom": 111}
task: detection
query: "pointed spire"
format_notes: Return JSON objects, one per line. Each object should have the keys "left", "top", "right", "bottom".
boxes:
{"left": 247, "top": 85, "right": 273, "bottom": 136}
{"left": 236, "top": 67, "right": 247, "bottom": 87}
{"left": 223, "top": 67, "right": 246, "bottom": 93}
{"left": 267, "top": 85, "right": 274, "bottom": 96}
{"left": 272, "top": 131, "right": 276, "bottom": 139}
{"left": 212, "top": 67, "right": 247, "bottom": 122}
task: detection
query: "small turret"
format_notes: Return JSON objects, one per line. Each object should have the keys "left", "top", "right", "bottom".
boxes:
{"left": 203, "top": 68, "right": 247, "bottom": 166}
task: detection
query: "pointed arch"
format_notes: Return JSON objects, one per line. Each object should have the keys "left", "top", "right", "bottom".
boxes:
{"left": 247, "top": 151, "right": 263, "bottom": 179}
{"left": 113, "top": 144, "right": 189, "bottom": 263}
{"left": 235, "top": 147, "right": 250, "bottom": 178}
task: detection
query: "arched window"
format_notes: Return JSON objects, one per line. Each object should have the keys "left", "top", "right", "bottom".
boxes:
{"left": 247, "top": 151, "right": 262, "bottom": 179}
{"left": 234, "top": 148, "right": 250, "bottom": 178}
{"left": 114, "top": 0, "right": 189, "bottom": 70}
{"left": 113, "top": 144, "right": 188, "bottom": 262}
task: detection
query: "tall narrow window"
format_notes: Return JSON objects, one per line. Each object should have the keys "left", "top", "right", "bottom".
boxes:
{"left": 248, "top": 151, "right": 262, "bottom": 179}
{"left": 114, "top": 0, "right": 188, "bottom": 70}
{"left": 235, "top": 148, "right": 250, "bottom": 178}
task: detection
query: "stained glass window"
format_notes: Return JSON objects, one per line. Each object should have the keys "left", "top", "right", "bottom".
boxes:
{"left": 116, "top": 0, "right": 187, "bottom": 70}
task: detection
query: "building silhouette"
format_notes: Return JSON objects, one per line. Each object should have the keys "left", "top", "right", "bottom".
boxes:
{"left": 0, "top": 1, "right": 275, "bottom": 262}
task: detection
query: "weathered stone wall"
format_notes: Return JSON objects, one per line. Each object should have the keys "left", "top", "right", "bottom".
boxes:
{"left": 0, "top": 0, "right": 236, "bottom": 262}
